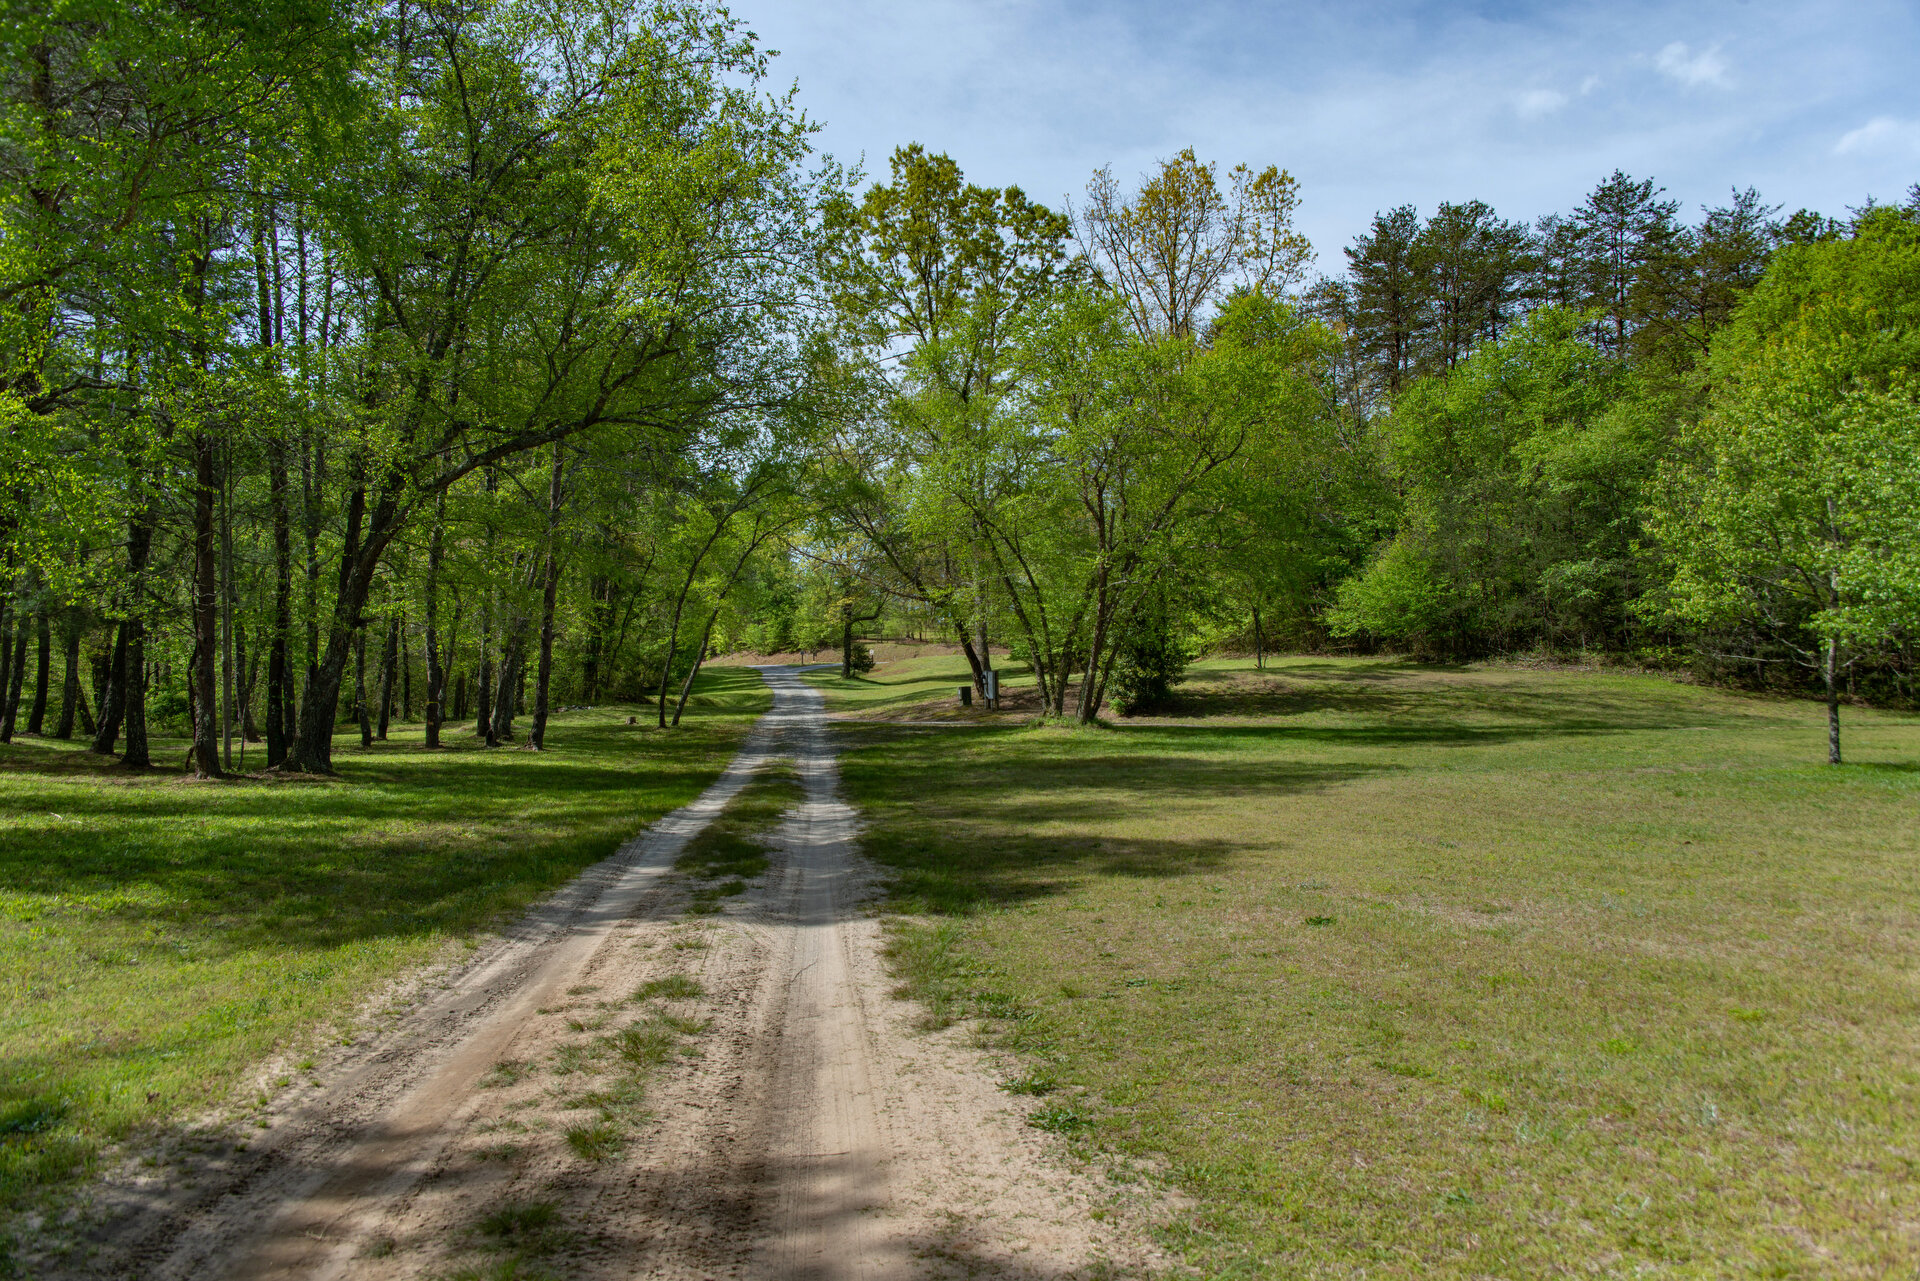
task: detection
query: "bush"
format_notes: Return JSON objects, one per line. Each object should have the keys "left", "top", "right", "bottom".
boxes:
{"left": 146, "top": 683, "right": 192, "bottom": 735}
{"left": 1108, "top": 614, "right": 1188, "bottom": 716}
{"left": 846, "top": 642, "right": 875, "bottom": 675}
{"left": 1326, "top": 539, "right": 1455, "bottom": 654}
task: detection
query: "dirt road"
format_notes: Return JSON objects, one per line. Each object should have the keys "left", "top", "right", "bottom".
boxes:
{"left": 69, "top": 667, "right": 1159, "bottom": 1279}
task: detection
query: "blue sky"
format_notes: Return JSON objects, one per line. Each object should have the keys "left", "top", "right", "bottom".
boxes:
{"left": 743, "top": 0, "right": 1920, "bottom": 270}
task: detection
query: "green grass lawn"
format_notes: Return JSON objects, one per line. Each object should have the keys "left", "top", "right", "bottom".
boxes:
{"left": 0, "top": 667, "right": 768, "bottom": 1232}
{"left": 800, "top": 652, "right": 1005, "bottom": 712}
{"left": 802, "top": 651, "right": 1040, "bottom": 719}
{"left": 831, "top": 655, "right": 1920, "bottom": 1278}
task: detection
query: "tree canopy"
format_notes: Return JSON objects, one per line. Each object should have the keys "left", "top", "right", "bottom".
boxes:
{"left": 4, "top": 13, "right": 1916, "bottom": 766}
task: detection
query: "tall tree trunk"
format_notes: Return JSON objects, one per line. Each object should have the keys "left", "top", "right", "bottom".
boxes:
{"left": 267, "top": 438, "right": 293, "bottom": 766}
{"left": 27, "top": 608, "right": 49, "bottom": 733}
{"left": 531, "top": 563, "right": 562, "bottom": 750}
{"left": 655, "top": 608, "right": 684, "bottom": 730}
{"left": 285, "top": 471, "right": 396, "bottom": 774}
{"left": 671, "top": 635, "right": 710, "bottom": 727}
{"left": 401, "top": 613, "right": 412, "bottom": 722}
{"left": 302, "top": 431, "right": 323, "bottom": 690}
{"left": 0, "top": 596, "right": 12, "bottom": 734}
{"left": 255, "top": 199, "right": 289, "bottom": 764}
{"left": 91, "top": 623, "right": 125, "bottom": 754}
{"left": 671, "top": 529, "right": 780, "bottom": 728}
{"left": 354, "top": 624, "right": 372, "bottom": 748}
{"left": 118, "top": 635, "right": 147, "bottom": 768}
{"left": 1253, "top": 605, "right": 1263, "bottom": 671}
{"left": 531, "top": 578, "right": 561, "bottom": 750}
{"left": 656, "top": 509, "right": 742, "bottom": 727}
{"left": 189, "top": 432, "right": 223, "bottom": 777}
{"left": 0, "top": 598, "right": 12, "bottom": 741}
{"left": 120, "top": 509, "right": 156, "bottom": 768}
{"left": 1075, "top": 587, "right": 1112, "bottom": 725}
{"left": 0, "top": 617, "right": 26, "bottom": 741}
{"left": 424, "top": 500, "right": 445, "bottom": 748}
{"left": 54, "top": 618, "right": 78, "bottom": 739}
{"left": 954, "top": 621, "right": 986, "bottom": 698}
{"left": 1824, "top": 635, "right": 1843, "bottom": 766}
{"left": 529, "top": 445, "right": 566, "bottom": 749}
{"left": 491, "top": 634, "right": 524, "bottom": 743}
{"left": 220, "top": 462, "right": 239, "bottom": 771}
{"left": 476, "top": 599, "right": 494, "bottom": 746}
{"left": 377, "top": 614, "right": 398, "bottom": 740}
{"left": 838, "top": 603, "right": 883, "bottom": 681}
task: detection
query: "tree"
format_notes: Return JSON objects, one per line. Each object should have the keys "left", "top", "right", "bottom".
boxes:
{"left": 1411, "top": 199, "right": 1533, "bottom": 373}
{"left": 976, "top": 287, "right": 1327, "bottom": 720}
{"left": 1633, "top": 188, "right": 1784, "bottom": 370}
{"left": 1651, "top": 209, "right": 1920, "bottom": 763}
{"left": 819, "top": 145, "right": 1075, "bottom": 697}
{"left": 1327, "top": 309, "right": 1636, "bottom": 656}
{"left": 1074, "top": 147, "right": 1311, "bottom": 340}
{"left": 1343, "top": 205, "right": 1424, "bottom": 394}
{"left": 824, "top": 143, "right": 1070, "bottom": 388}
{"left": 1567, "top": 170, "right": 1680, "bottom": 357}
{"left": 268, "top": 0, "right": 825, "bottom": 771}
{"left": 0, "top": 0, "right": 832, "bottom": 777}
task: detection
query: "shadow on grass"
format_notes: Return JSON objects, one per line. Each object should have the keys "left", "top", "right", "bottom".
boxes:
{"left": 872, "top": 829, "right": 1245, "bottom": 917}
{"left": 845, "top": 737, "right": 1386, "bottom": 915}
{"left": 1233, "top": 657, "right": 1443, "bottom": 681}
{"left": 806, "top": 661, "right": 1036, "bottom": 711}
{"left": 0, "top": 731, "right": 735, "bottom": 956}
{"left": 1148, "top": 667, "right": 1780, "bottom": 734}
{"left": 0, "top": 682, "right": 769, "bottom": 1233}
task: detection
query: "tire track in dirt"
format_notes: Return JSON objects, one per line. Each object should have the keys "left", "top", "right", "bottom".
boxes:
{"left": 59, "top": 667, "right": 1168, "bottom": 1279}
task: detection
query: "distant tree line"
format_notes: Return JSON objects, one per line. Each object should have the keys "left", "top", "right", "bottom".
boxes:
{"left": 1314, "top": 175, "right": 1920, "bottom": 762}
{"left": 785, "top": 146, "right": 1920, "bottom": 762}
{"left": 6, "top": 1, "right": 1916, "bottom": 770}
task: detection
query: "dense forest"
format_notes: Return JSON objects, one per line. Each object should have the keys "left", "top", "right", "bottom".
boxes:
{"left": 5, "top": 0, "right": 1918, "bottom": 770}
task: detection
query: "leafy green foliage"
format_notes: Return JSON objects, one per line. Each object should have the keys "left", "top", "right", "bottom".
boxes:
{"left": 1651, "top": 209, "right": 1920, "bottom": 755}
{"left": 1329, "top": 308, "right": 1645, "bottom": 655}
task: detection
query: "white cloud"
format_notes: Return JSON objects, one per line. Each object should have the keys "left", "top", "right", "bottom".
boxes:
{"left": 1654, "top": 41, "right": 1731, "bottom": 88}
{"left": 1515, "top": 88, "right": 1569, "bottom": 118}
{"left": 745, "top": 0, "right": 1917, "bottom": 273}
{"left": 1834, "top": 115, "right": 1920, "bottom": 157}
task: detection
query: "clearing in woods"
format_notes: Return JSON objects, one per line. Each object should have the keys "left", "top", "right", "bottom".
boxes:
{"left": 815, "top": 652, "right": 1920, "bottom": 1278}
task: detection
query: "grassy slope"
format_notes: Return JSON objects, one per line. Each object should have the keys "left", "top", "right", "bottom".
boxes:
{"left": 0, "top": 667, "right": 768, "bottom": 1224}
{"left": 832, "top": 655, "right": 1920, "bottom": 1279}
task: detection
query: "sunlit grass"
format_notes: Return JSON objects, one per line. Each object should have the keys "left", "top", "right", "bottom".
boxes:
{"left": 839, "top": 655, "right": 1920, "bottom": 1278}
{"left": 0, "top": 667, "right": 768, "bottom": 1228}
{"left": 802, "top": 653, "right": 1034, "bottom": 714}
